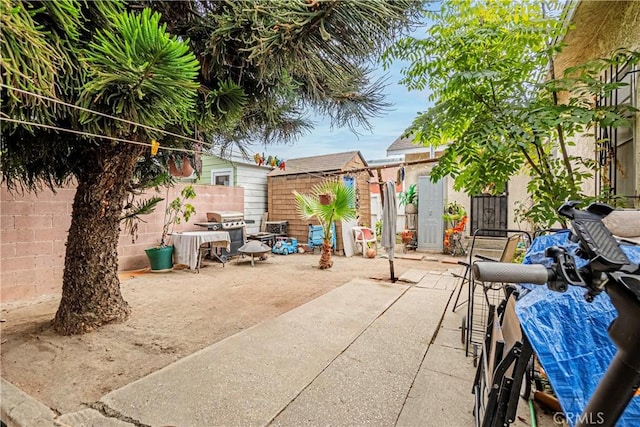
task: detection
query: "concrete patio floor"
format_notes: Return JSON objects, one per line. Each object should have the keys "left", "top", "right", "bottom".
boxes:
{"left": 2, "top": 267, "right": 553, "bottom": 427}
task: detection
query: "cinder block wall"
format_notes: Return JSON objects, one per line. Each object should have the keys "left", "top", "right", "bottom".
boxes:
{"left": 1, "top": 185, "right": 75, "bottom": 302}
{"left": 1, "top": 183, "right": 243, "bottom": 303}
{"left": 267, "top": 168, "right": 371, "bottom": 253}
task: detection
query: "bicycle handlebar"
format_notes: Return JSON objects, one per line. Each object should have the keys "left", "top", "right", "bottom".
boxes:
{"left": 472, "top": 262, "right": 552, "bottom": 285}
{"left": 470, "top": 201, "right": 640, "bottom": 427}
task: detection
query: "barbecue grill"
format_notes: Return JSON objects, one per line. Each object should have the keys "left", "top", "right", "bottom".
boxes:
{"left": 196, "top": 211, "right": 246, "bottom": 257}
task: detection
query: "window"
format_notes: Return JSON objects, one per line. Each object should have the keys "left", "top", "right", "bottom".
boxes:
{"left": 343, "top": 176, "right": 358, "bottom": 209}
{"left": 211, "top": 169, "right": 233, "bottom": 186}
{"left": 596, "top": 61, "right": 637, "bottom": 207}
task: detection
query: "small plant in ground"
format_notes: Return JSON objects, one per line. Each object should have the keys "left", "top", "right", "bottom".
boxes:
{"left": 294, "top": 179, "right": 356, "bottom": 270}
{"left": 375, "top": 219, "right": 383, "bottom": 241}
{"left": 160, "top": 185, "right": 196, "bottom": 247}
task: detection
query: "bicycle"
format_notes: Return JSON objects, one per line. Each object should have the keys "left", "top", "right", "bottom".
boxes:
{"left": 473, "top": 201, "right": 640, "bottom": 427}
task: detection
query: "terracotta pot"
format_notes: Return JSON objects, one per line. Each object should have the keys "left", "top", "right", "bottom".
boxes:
{"left": 319, "top": 193, "right": 332, "bottom": 205}
{"left": 401, "top": 230, "right": 414, "bottom": 243}
{"left": 168, "top": 159, "right": 180, "bottom": 177}
{"left": 168, "top": 157, "right": 194, "bottom": 177}
{"left": 181, "top": 157, "right": 193, "bottom": 177}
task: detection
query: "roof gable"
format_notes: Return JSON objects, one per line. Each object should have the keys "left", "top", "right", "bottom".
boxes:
{"left": 268, "top": 151, "right": 369, "bottom": 176}
{"left": 387, "top": 134, "right": 415, "bottom": 151}
{"left": 386, "top": 134, "right": 431, "bottom": 155}
{"left": 386, "top": 134, "right": 449, "bottom": 156}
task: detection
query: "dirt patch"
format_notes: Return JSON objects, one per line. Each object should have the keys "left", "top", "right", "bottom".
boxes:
{"left": 0, "top": 251, "right": 452, "bottom": 415}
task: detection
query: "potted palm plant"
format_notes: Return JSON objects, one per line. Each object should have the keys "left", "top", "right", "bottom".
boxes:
{"left": 399, "top": 184, "right": 418, "bottom": 213}
{"left": 294, "top": 180, "right": 357, "bottom": 269}
{"left": 144, "top": 185, "right": 197, "bottom": 271}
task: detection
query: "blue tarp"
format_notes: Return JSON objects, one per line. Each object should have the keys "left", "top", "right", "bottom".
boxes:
{"left": 516, "top": 232, "right": 640, "bottom": 426}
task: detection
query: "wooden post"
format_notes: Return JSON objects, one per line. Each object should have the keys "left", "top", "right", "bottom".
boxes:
{"left": 376, "top": 168, "right": 384, "bottom": 206}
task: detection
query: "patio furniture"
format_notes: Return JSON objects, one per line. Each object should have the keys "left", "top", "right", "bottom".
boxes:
{"left": 265, "top": 221, "right": 288, "bottom": 236}
{"left": 247, "top": 232, "right": 277, "bottom": 248}
{"left": 453, "top": 230, "right": 527, "bottom": 313}
{"left": 307, "top": 223, "right": 336, "bottom": 253}
{"left": 171, "top": 231, "right": 231, "bottom": 272}
{"left": 452, "top": 229, "right": 531, "bottom": 366}
{"left": 352, "top": 226, "right": 377, "bottom": 258}
{"left": 237, "top": 240, "right": 272, "bottom": 267}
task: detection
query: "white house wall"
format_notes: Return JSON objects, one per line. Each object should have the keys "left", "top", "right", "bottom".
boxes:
{"left": 194, "top": 156, "right": 269, "bottom": 235}
{"left": 403, "top": 152, "right": 533, "bottom": 236}
{"left": 235, "top": 164, "right": 269, "bottom": 235}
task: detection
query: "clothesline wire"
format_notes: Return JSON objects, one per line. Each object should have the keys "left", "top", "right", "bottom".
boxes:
{"left": 2, "top": 86, "right": 427, "bottom": 179}
{"left": 1, "top": 84, "right": 291, "bottom": 166}
{"left": 2, "top": 118, "right": 433, "bottom": 181}
{"left": 0, "top": 83, "right": 217, "bottom": 150}
{"left": 0, "top": 117, "right": 203, "bottom": 155}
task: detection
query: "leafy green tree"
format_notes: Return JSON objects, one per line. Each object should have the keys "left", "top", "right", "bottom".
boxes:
{"left": 385, "top": 0, "right": 639, "bottom": 228}
{"left": 3, "top": 3, "right": 200, "bottom": 334}
{"left": 1, "top": 0, "right": 420, "bottom": 334}
{"left": 295, "top": 180, "right": 357, "bottom": 269}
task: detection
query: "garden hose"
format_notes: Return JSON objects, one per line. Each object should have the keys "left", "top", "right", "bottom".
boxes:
{"left": 528, "top": 398, "right": 537, "bottom": 427}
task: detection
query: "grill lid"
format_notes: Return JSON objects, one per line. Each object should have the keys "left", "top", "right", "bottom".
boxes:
{"left": 207, "top": 211, "right": 244, "bottom": 222}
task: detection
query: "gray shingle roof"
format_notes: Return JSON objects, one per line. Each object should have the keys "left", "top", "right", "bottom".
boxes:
{"left": 268, "top": 151, "right": 368, "bottom": 176}
{"left": 386, "top": 134, "right": 425, "bottom": 154}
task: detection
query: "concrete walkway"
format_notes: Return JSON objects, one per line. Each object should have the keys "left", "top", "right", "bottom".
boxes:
{"left": 4, "top": 270, "right": 481, "bottom": 427}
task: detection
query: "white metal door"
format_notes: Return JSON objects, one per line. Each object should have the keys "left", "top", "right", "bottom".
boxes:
{"left": 417, "top": 176, "right": 444, "bottom": 251}
{"left": 370, "top": 193, "right": 382, "bottom": 228}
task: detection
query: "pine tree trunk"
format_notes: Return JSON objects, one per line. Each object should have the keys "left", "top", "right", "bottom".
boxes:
{"left": 319, "top": 239, "right": 334, "bottom": 270}
{"left": 52, "top": 144, "right": 143, "bottom": 335}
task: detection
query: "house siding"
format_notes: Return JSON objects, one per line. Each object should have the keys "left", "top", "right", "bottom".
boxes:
{"left": 193, "top": 155, "right": 269, "bottom": 234}
{"left": 236, "top": 164, "right": 269, "bottom": 234}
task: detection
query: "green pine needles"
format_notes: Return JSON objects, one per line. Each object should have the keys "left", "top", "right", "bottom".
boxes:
{"left": 80, "top": 8, "right": 200, "bottom": 136}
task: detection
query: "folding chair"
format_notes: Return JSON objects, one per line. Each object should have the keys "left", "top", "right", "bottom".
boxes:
{"left": 452, "top": 230, "right": 526, "bottom": 313}
{"left": 352, "top": 226, "right": 377, "bottom": 258}
{"left": 308, "top": 223, "right": 336, "bottom": 253}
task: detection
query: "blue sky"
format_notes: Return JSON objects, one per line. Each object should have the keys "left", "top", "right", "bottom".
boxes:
{"left": 265, "top": 56, "right": 433, "bottom": 163}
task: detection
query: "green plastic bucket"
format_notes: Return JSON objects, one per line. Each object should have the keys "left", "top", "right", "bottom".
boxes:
{"left": 145, "top": 246, "right": 174, "bottom": 271}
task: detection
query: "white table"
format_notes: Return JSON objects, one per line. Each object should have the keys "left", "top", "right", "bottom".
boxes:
{"left": 171, "top": 231, "right": 230, "bottom": 271}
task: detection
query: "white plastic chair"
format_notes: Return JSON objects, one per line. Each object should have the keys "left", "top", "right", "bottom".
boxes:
{"left": 352, "top": 226, "right": 377, "bottom": 258}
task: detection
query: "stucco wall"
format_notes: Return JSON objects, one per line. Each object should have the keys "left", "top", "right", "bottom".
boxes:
{"left": 555, "top": 0, "right": 640, "bottom": 206}
{"left": 1, "top": 183, "right": 243, "bottom": 303}
{"left": 403, "top": 152, "right": 532, "bottom": 236}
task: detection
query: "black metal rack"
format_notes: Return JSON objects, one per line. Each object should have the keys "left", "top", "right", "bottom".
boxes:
{"left": 456, "top": 229, "right": 532, "bottom": 365}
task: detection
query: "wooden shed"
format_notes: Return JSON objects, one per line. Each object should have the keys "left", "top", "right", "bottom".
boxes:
{"left": 267, "top": 151, "right": 373, "bottom": 254}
